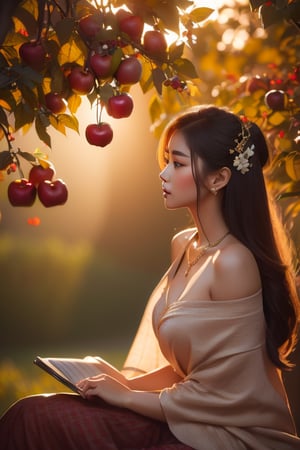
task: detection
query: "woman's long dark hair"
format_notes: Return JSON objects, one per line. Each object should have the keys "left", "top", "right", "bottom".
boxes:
{"left": 158, "top": 105, "right": 299, "bottom": 369}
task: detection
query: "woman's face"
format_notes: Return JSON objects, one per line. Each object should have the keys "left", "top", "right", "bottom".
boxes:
{"left": 159, "top": 130, "right": 203, "bottom": 210}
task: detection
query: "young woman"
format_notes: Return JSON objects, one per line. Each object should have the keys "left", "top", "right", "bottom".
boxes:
{"left": 1, "top": 105, "right": 299, "bottom": 449}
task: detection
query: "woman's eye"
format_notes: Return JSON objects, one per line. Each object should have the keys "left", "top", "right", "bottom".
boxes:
{"left": 174, "top": 161, "right": 183, "bottom": 168}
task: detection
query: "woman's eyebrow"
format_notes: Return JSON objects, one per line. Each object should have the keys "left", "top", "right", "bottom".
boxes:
{"left": 165, "top": 149, "right": 189, "bottom": 158}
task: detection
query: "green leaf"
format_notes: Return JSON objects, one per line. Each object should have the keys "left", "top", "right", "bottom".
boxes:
{"left": 54, "top": 18, "right": 76, "bottom": 45}
{"left": 189, "top": 7, "right": 214, "bottom": 24}
{"left": 173, "top": 58, "right": 198, "bottom": 78}
{"left": 37, "top": 110, "right": 51, "bottom": 128}
{"left": 0, "top": 70, "right": 18, "bottom": 89}
{"left": 44, "top": 39, "right": 60, "bottom": 60}
{"left": 14, "top": 102, "right": 35, "bottom": 130}
{"left": 18, "top": 149, "right": 36, "bottom": 163}
{"left": 111, "top": 47, "right": 124, "bottom": 74}
{"left": 13, "top": 64, "right": 43, "bottom": 86}
{"left": 49, "top": 62, "right": 65, "bottom": 94}
{"left": 152, "top": 67, "right": 166, "bottom": 95}
{"left": 152, "top": 1, "right": 180, "bottom": 33}
{"left": 168, "top": 42, "right": 184, "bottom": 62}
{"left": 87, "top": 89, "right": 98, "bottom": 107}
{"left": 0, "top": 151, "right": 14, "bottom": 170}
{"left": 98, "top": 83, "right": 115, "bottom": 104}
{"left": 13, "top": 6, "right": 38, "bottom": 38}
{"left": 18, "top": 83, "right": 39, "bottom": 109}
{"left": 0, "top": 88, "right": 17, "bottom": 110}
{"left": 35, "top": 114, "right": 51, "bottom": 147}
{"left": 94, "top": 27, "right": 118, "bottom": 43}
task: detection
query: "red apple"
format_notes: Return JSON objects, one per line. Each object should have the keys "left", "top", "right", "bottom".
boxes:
{"left": 45, "top": 92, "right": 67, "bottom": 114}
{"left": 115, "top": 57, "right": 142, "bottom": 85}
{"left": 264, "top": 89, "right": 289, "bottom": 111}
{"left": 89, "top": 53, "right": 114, "bottom": 79}
{"left": 143, "top": 30, "right": 167, "bottom": 58}
{"left": 8, "top": 178, "right": 36, "bottom": 206}
{"left": 78, "top": 14, "right": 103, "bottom": 39}
{"left": 107, "top": 94, "right": 134, "bottom": 118}
{"left": 85, "top": 123, "right": 113, "bottom": 147}
{"left": 38, "top": 179, "right": 68, "bottom": 207}
{"left": 68, "top": 67, "right": 95, "bottom": 94}
{"left": 19, "top": 41, "right": 46, "bottom": 71}
{"left": 29, "top": 164, "right": 55, "bottom": 187}
{"left": 119, "top": 14, "right": 144, "bottom": 42}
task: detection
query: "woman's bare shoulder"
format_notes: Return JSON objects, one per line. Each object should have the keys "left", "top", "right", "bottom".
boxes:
{"left": 171, "top": 228, "right": 196, "bottom": 261}
{"left": 211, "top": 239, "right": 261, "bottom": 300}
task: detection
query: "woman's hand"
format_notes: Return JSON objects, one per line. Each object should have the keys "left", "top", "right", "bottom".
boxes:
{"left": 77, "top": 374, "right": 166, "bottom": 421}
{"left": 77, "top": 374, "right": 131, "bottom": 408}
{"left": 84, "top": 356, "right": 129, "bottom": 386}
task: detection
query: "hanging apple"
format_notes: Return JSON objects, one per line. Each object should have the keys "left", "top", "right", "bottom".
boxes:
{"left": 85, "top": 123, "right": 113, "bottom": 147}
{"left": 19, "top": 41, "right": 46, "bottom": 72}
{"left": 143, "top": 30, "right": 167, "bottom": 58}
{"left": 89, "top": 53, "right": 114, "bottom": 79}
{"left": 106, "top": 94, "right": 134, "bottom": 118}
{"left": 264, "top": 89, "right": 289, "bottom": 111}
{"left": 8, "top": 179, "right": 37, "bottom": 206}
{"left": 38, "top": 179, "right": 68, "bottom": 207}
{"left": 78, "top": 13, "right": 103, "bottom": 39}
{"left": 115, "top": 57, "right": 142, "bottom": 85}
{"left": 68, "top": 67, "right": 95, "bottom": 95}
{"left": 45, "top": 92, "right": 67, "bottom": 114}
{"left": 118, "top": 13, "right": 144, "bottom": 42}
{"left": 29, "top": 164, "right": 55, "bottom": 187}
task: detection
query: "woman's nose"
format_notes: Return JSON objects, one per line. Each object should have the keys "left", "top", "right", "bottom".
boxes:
{"left": 160, "top": 165, "right": 169, "bottom": 181}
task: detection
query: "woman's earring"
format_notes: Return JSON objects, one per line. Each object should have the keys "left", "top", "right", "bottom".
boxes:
{"left": 210, "top": 187, "right": 218, "bottom": 196}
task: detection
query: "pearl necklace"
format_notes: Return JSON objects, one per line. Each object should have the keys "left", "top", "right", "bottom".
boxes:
{"left": 185, "top": 231, "right": 230, "bottom": 277}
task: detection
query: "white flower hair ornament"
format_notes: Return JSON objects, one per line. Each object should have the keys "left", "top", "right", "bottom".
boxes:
{"left": 229, "top": 121, "right": 255, "bottom": 174}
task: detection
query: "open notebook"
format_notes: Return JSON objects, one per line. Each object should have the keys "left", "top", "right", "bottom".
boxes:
{"left": 34, "top": 356, "right": 104, "bottom": 393}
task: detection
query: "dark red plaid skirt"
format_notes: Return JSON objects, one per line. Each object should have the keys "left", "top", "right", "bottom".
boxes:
{"left": 0, "top": 393, "right": 194, "bottom": 449}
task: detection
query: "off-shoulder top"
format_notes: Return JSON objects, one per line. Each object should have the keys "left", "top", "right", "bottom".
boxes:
{"left": 123, "top": 237, "right": 300, "bottom": 450}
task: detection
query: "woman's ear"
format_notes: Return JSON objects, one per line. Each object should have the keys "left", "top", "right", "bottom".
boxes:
{"left": 207, "top": 167, "right": 231, "bottom": 193}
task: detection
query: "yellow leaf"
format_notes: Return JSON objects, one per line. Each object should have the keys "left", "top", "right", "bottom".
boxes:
{"left": 285, "top": 153, "right": 300, "bottom": 181}
{"left": 268, "top": 112, "right": 286, "bottom": 126}
{"left": 68, "top": 94, "right": 82, "bottom": 114}
{"left": 0, "top": 100, "right": 11, "bottom": 110}
{"left": 244, "top": 106, "right": 258, "bottom": 118}
{"left": 42, "top": 78, "right": 52, "bottom": 94}
{"left": 33, "top": 148, "right": 53, "bottom": 169}
{"left": 58, "top": 39, "right": 85, "bottom": 66}
{"left": 58, "top": 114, "right": 79, "bottom": 133}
